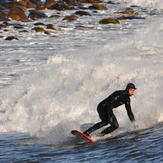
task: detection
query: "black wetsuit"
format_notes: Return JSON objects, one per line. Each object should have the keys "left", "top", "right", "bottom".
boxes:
{"left": 84, "top": 90, "right": 135, "bottom": 136}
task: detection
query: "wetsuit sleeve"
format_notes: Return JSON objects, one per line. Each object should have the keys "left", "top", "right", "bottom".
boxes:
{"left": 125, "top": 98, "right": 135, "bottom": 122}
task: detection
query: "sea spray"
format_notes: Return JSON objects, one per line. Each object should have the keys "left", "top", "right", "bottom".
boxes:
{"left": 121, "top": 0, "right": 163, "bottom": 9}
{"left": 0, "top": 38, "right": 162, "bottom": 143}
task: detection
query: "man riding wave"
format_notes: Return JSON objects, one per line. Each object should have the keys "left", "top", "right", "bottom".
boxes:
{"left": 84, "top": 83, "right": 136, "bottom": 136}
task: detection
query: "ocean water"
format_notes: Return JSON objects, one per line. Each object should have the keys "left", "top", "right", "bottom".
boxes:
{"left": 0, "top": 0, "right": 163, "bottom": 162}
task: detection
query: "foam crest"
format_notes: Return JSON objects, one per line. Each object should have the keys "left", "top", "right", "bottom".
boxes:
{"left": 122, "top": 0, "right": 163, "bottom": 9}
{"left": 0, "top": 41, "right": 162, "bottom": 144}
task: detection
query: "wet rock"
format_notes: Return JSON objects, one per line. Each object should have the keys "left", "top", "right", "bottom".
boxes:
{"left": 131, "top": 5, "right": 140, "bottom": 8}
{"left": 5, "top": 36, "right": 19, "bottom": 40}
{"left": 28, "top": 10, "right": 48, "bottom": 20}
{"left": 13, "top": 25, "right": 24, "bottom": 29}
{"left": 26, "top": 1, "right": 37, "bottom": 8}
{"left": 123, "top": 8, "right": 138, "bottom": 15}
{"left": 0, "top": 11, "right": 10, "bottom": 21}
{"left": 32, "top": 26, "right": 50, "bottom": 34}
{"left": 63, "top": 15, "right": 78, "bottom": 22}
{"left": 35, "top": 6, "right": 47, "bottom": 10}
{"left": 13, "top": 23, "right": 26, "bottom": 29}
{"left": 62, "top": 0, "right": 81, "bottom": 9}
{"left": 117, "top": 15, "right": 145, "bottom": 20}
{"left": 3, "top": 29, "right": 9, "bottom": 32}
{"left": 0, "top": 5, "right": 10, "bottom": 11}
{"left": 34, "top": 22, "right": 46, "bottom": 26}
{"left": 115, "top": 8, "right": 138, "bottom": 15}
{"left": 44, "top": 0, "right": 57, "bottom": 9}
{"left": 99, "top": 18, "right": 120, "bottom": 24}
{"left": 0, "top": 35, "right": 4, "bottom": 39}
{"left": 44, "top": 31, "right": 51, "bottom": 35}
{"left": 29, "top": 0, "right": 43, "bottom": 7}
{"left": 19, "top": 29, "right": 28, "bottom": 32}
{"left": 76, "top": 0, "right": 102, "bottom": 3}
{"left": 89, "top": 4, "right": 107, "bottom": 10}
{"left": 0, "top": 22, "right": 10, "bottom": 28}
{"left": 32, "top": 27, "right": 46, "bottom": 32}
{"left": 107, "top": 1, "right": 115, "bottom": 4}
{"left": 0, "top": 1, "right": 27, "bottom": 11}
{"left": 46, "top": 24, "right": 57, "bottom": 30}
{"left": 75, "top": 11, "right": 92, "bottom": 16}
{"left": 8, "top": 8, "right": 29, "bottom": 21}
{"left": 75, "top": 25, "right": 94, "bottom": 29}
{"left": 48, "top": 2, "right": 70, "bottom": 11}
{"left": 49, "top": 15, "right": 61, "bottom": 19}
{"left": 13, "top": 0, "right": 28, "bottom": 6}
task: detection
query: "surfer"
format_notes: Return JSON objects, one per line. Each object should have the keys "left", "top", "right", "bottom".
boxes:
{"left": 84, "top": 83, "right": 136, "bottom": 136}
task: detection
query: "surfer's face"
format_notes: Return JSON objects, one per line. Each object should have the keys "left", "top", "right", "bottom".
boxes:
{"left": 128, "top": 88, "right": 136, "bottom": 96}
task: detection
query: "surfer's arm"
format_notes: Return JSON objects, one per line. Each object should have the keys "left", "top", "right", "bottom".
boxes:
{"left": 125, "top": 99, "right": 135, "bottom": 122}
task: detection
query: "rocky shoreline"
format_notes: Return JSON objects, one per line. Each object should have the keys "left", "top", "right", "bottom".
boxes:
{"left": 0, "top": 0, "right": 145, "bottom": 40}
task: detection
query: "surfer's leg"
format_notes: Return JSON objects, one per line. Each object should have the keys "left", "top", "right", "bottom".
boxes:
{"left": 84, "top": 106, "right": 109, "bottom": 136}
{"left": 83, "top": 121, "right": 109, "bottom": 136}
{"left": 100, "top": 114, "right": 119, "bottom": 136}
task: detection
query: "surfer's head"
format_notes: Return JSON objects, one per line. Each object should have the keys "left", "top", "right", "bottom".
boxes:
{"left": 125, "top": 83, "right": 136, "bottom": 96}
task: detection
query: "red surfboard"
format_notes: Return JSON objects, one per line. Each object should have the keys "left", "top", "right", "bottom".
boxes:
{"left": 71, "top": 130, "right": 96, "bottom": 143}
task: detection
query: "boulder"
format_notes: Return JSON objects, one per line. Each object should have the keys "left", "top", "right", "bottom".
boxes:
{"left": 13, "top": 25, "right": 24, "bottom": 29}
{"left": 107, "top": 1, "right": 115, "bottom": 4}
{"left": 75, "top": 25, "right": 94, "bottom": 29}
{"left": 8, "top": 8, "right": 29, "bottom": 21}
{"left": 123, "top": 8, "right": 138, "bottom": 15}
{"left": 35, "top": 6, "right": 47, "bottom": 10}
{"left": 32, "top": 26, "right": 50, "bottom": 34}
{"left": 0, "top": 5, "right": 10, "bottom": 12}
{"left": 26, "top": 1, "right": 37, "bottom": 8}
{"left": 0, "top": 2, "right": 27, "bottom": 11}
{"left": 89, "top": 4, "right": 107, "bottom": 10}
{"left": 48, "top": 2, "right": 70, "bottom": 11}
{"left": 32, "top": 27, "right": 46, "bottom": 32}
{"left": 99, "top": 18, "right": 120, "bottom": 24}
{"left": 28, "top": 10, "right": 48, "bottom": 20}
{"left": 33, "top": 22, "right": 46, "bottom": 26}
{"left": 14, "top": 0, "right": 28, "bottom": 6}
{"left": 5, "top": 36, "right": 19, "bottom": 40}
{"left": 76, "top": 0, "right": 102, "bottom": 3}
{"left": 19, "top": 29, "right": 28, "bottom": 32}
{"left": 44, "top": 0, "right": 57, "bottom": 8}
{"left": 75, "top": 11, "right": 92, "bottom": 16}
{"left": 46, "top": 24, "right": 57, "bottom": 30}
{"left": 29, "top": 0, "right": 44, "bottom": 7}
{"left": 49, "top": 15, "right": 60, "bottom": 19}
{"left": 3, "top": 29, "right": 9, "bottom": 32}
{"left": 63, "top": 15, "right": 78, "bottom": 22}
{"left": 0, "top": 11, "right": 10, "bottom": 21}
{"left": 115, "top": 8, "right": 138, "bottom": 15}
{"left": 117, "top": 15, "right": 145, "bottom": 20}
{"left": 0, "top": 22, "right": 10, "bottom": 28}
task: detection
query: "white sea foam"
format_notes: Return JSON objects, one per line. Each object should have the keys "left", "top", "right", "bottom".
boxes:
{"left": 121, "top": 0, "right": 163, "bottom": 9}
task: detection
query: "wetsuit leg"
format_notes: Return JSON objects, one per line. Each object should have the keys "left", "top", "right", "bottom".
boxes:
{"left": 100, "top": 114, "right": 119, "bottom": 136}
{"left": 83, "top": 121, "right": 108, "bottom": 136}
{"left": 84, "top": 105, "right": 109, "bottom": 136}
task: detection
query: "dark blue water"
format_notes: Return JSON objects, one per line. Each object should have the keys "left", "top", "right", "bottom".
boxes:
{"left": 0, "top": 123, "right": 162, "bottom": 163}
